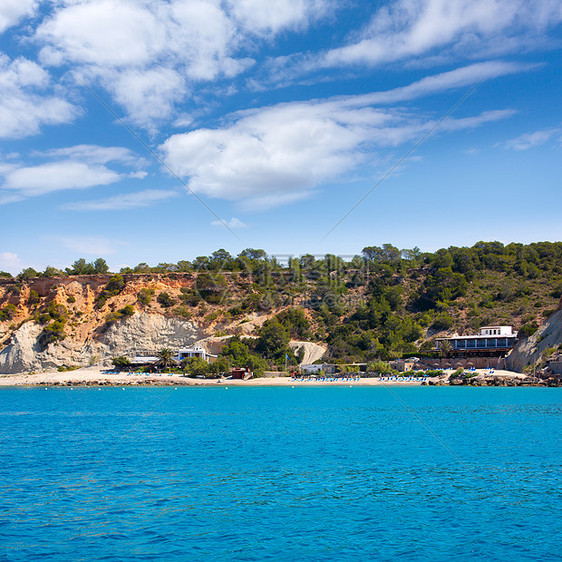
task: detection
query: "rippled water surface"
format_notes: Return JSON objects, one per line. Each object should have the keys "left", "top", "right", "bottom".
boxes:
{"left": 1, "top": 386, "right": 561, "bottom": 561}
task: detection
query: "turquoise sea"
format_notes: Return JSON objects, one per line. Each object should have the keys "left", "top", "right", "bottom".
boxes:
{"left": 0, "top": 386, "right": 561, "bottom": 561}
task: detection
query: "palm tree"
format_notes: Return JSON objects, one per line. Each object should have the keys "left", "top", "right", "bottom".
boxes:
{"left": 439, "top": 339, "right": 452, "bottom": 359}
{"left": 156, "top": 348, "right": 176, "bottom": 372}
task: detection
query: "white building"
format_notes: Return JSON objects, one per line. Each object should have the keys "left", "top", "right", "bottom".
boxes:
{"left": 479, "top": 326, "right": 515, "bottom": 336}
{"left": 176, "top": 345, "right": 217, "bottom": 363}
{"left": 301, "top": 363, "right": 336, "bottom": 375}
{"left": 436, "top": 326, "right": 518, "bottom": 351}
{"left": 131, "top": 356, "right": 158, "bottom": 365}
{"left": 130, "top": 345, "right": 217, "bottom": 366}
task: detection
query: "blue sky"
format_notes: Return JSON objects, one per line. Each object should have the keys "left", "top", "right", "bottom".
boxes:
{"left": 0, "top": 0, "right": 561, "bottom": 273}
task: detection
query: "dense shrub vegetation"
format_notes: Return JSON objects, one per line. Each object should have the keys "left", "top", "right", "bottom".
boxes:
{"left": 95, "top": 275, "right": 125, "bottom": 308}
{"left": 2, "top": 242, "right": 561, "bottom": 361}
{"left": 37, "top": 302, "right": 68, "bottom": 347}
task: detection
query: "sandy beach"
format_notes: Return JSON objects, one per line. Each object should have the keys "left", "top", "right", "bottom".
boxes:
{"left": 0, "top": 366, "right": 528, "bottom": 387}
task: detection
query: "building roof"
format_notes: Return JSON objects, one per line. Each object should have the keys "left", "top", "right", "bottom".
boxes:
{"left": 131, "top": 356, "right": 158, "bottom": 364}
{"left": 438, "top": 334, "right": 517, "bottom": 341}
{"left": 438, "top": 326, "right": 517, "bottom": 341}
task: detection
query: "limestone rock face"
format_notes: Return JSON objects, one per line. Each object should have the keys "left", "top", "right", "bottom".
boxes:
{"left": 289, "top": 341, "right": 327, "bottom": 365}
{"left": 0, "top": 322, "right": 44, "bottom": 374}
{"left": 89, "top": 312, "right": 201, "bottom": 358}
{"left": 0, "top": 273, "right": 329, "bottom": 375}
{"left": 507, "top": 307, "right": 562, "bottom": 372}
{"left": 0, "top": 313, "right": 202, "bottom": 374}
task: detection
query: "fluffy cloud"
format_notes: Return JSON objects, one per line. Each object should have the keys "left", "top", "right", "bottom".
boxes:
{"left": 63, "top": 189, "right": 178, "bottom": 211}
{"left": 323, "top": 0, "right": 562, "bottom": 67}
{"left": 161, "top": 65, "right": 517, "bottom": 209}
{"left": 261, "top": 0, "right": 562, "bottom": 85}
{"left": 0, "top": 0, "right": 37, "bottom": 33}
{"left": 35, "top": 0, "right": 244, "bottom": 126}
{"left": 38, "top": 0, "right": 165, "bottom": 67}
{"left": 35, "top": 0, "right": 331, "bottom": 128}
{"left": 3, "top": 162, "right": 120, "bottom": 197}
{"left": 0, "top": 54, "right": 78, "bottom": 138}
{"left": 228, "top": 0, "right": 330, "bottom": 34}
{"left": 38, "top": 0, "right": 329, "bottom": 69}
{"left": 162, "top": 101, "right": 379, "bottom": 206}
{"left": 0, "top": 145, "right": 146, "bottom": 199}
{"left": 100, "top": 67, "right": 187, "bottom": 130}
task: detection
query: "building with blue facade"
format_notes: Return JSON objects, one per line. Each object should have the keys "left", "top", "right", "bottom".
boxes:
{"left": 436, "top": 326, "right": 518, "bottom": 354}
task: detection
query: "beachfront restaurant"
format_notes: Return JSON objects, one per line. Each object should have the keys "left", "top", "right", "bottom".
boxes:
{"left": 301, "top": 363, "right": 336, "bottom": 375}
{"left": 436, "top": 326, "right": 518, "bottom": 354}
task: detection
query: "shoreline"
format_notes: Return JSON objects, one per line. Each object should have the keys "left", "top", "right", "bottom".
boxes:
{"left": 0, "top": 366, "right": 545, "bottom": 388}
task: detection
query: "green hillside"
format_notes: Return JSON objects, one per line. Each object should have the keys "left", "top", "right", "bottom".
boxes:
{"left": 2, "top": 241, "right": 560, "bottom": 367}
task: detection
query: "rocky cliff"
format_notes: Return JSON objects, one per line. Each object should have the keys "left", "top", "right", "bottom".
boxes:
{"left": 506, "top": 298, "right": 562, "bottom": 372}
{"left": 1, "top": 267, "right": 559, "bottom": 375}
{"left": 0, "top": 312, "right": 202, "bottom": 374}
{"left": 0, "top": 274, "right": 321, "bottom": 374}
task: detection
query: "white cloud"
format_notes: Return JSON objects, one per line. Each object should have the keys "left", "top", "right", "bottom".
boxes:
{"left": 322, "top": 0, "right": 562, "bottom": 68}
{"left": 261, "top": 0, "right": 561, "bottom": 84}
{"left": 2, "top": 162, "right": 120, "bottom": 196}
{"left": 35, "top": 0, "right": 247, "bottom": 126}
{"left": 211, "top": 217, "right": 248, "bottom": 229}
{"left": 63, "top": 189, "right": 178, "bottom": 211}
{"left": 161, "top": 101, "right": 377, "bottom": 204}
{"left": 228, "top": 0, "right": 330, "bottom": 34}
{"left": 173, "top": 113, "right": 195, "bottom": 128}
{"left": 501, "top": 128, "right": 562, "bottom": 150}
{"left": 0, "top": 0, "right": 37, "bottom": 33}
{"left": 53, "top": 235, "right": 125, "bottom": 256}
{"left": 34, "top": 0, "right": 331, "bottom": 128}
{"left": 35, "top": 0, "right": 246, "bottom": 127}
{"left": 0, "top": 144, "right": 147, "bottom": 199}
{"left": 129, "top": 171, "right": 148, "bottom": 179}
{"left": 38, "top": 0, "right": 329, "bottom": 69}
{"left": 38, "top": 144, "right": 145, "bottom": 166}
{"left": 161, "top": 66, "right": 517, "bottom": 209}
{"left": 101, "top": 67, "right": 187, "bottom": 129}
{"left": 440, "top": 109, "right": 517, "bottom": 131}
{"left": 167, "top": 0, "right": 248, "bottom": 80}
{"left": 0, "top": 54, "right": 78, "bottom": 138}
{"left": 339, "top": 61, "right": 537, "bottom": 108}
{"left": 0, "top": 251, "right": 23, "bottom": 274}
{"left": 37, "top": 1, "right": 166, "bottom": 67}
